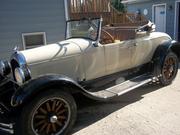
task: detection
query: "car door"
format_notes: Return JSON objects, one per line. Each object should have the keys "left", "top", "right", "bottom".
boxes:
{"left": 83, "top": 43, "right": 106, "bottom": 81}
{"left": 104, "top": 40, "right": 134, "bottom": 75}
{"left": 132, "top": 33, "right": 153, "bottom": 67}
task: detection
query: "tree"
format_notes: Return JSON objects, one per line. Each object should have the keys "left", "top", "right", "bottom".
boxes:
{"left": 112, "top": 0, "right": 126, "bottom": 13}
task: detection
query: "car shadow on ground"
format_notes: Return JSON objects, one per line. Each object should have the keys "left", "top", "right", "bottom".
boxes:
{"left": 72, "top": 83, "right": 162, "bottom": 134}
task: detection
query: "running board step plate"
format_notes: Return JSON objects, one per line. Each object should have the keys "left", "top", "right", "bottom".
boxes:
{"left": 106, "top": 74, "right": 152, "bottom": 96}
{"left": 89, "top": 74, "right": 153, "bottom": 99}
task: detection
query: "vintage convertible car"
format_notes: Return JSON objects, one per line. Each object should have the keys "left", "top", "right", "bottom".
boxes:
{"left": 0, "top": 18, "right": 179, "bottom": 135}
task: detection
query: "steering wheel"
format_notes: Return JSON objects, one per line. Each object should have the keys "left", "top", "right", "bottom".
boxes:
{"left": 100, "top": 29, "right": 115, "bottom": 44}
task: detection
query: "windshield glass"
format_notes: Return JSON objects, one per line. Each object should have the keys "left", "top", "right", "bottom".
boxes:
{"left": 66, "top": 18, "right": 100, "bottom": 41}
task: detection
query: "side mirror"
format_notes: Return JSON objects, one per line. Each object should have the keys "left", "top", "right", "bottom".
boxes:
{"left": 136, "top": 21, "right": 156, "bottom": 32}
{"left": 144, "top": 25, "right": 152, "bottom": 32}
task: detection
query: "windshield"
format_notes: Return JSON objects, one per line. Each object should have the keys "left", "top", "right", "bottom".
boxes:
{"left": 66, "top": 18, "right": 100, "bottom": 41}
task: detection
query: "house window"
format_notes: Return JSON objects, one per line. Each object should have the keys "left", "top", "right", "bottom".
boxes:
{"left": 22, "top": 32, "right": 46, "bottom": 49}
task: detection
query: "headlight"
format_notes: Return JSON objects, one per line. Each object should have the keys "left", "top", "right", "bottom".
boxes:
{"left": 0, "top": 60, "right": 11, "bottom": 76}
{"left": 14, "top": 66, "right": 31, "bottom": 84}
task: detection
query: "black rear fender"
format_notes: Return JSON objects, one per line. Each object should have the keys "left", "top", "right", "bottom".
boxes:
{"left": 170, "top": 41, "right": 180, "bottom": 61}
{"left": 152, "top": 40, "right": 180, "bottom": 76}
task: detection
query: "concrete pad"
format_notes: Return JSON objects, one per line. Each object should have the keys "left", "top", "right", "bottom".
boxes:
{"left": 72, "top": 69, "right": 180, "bottom": 135}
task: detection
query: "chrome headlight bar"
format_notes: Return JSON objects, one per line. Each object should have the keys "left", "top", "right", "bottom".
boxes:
{"left": 10, "top": 51, "right": 31, "bottom": 84}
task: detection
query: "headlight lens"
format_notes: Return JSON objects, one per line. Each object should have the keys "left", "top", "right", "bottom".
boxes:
{"left": 14, "top": 68, "right": 24, "bottom": 84}
{"left": 0, "top": 60, "right": 11, "bottom": 76}
{"left": 14, "top": 66, "right": 31, "bottom": 84}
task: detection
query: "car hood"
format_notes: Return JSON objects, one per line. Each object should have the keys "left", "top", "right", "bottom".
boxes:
{"left": 19, "top": 38, "right": 92, "bottom": 65}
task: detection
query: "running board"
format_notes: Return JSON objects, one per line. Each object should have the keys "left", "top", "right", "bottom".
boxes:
{"left": 88, "top": 74, "right": 153, "bottom": 99}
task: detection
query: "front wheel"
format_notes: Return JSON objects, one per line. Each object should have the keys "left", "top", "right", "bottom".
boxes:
{"left": 159, "top": 52, "right": 179, "bottom": 86}
{"left": 20, "top": 90, "right": 77, "bottom": 135}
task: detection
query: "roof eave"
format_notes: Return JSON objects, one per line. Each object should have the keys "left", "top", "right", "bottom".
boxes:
{"left": 122, "top": 0, "right": 151, "bottom": 4}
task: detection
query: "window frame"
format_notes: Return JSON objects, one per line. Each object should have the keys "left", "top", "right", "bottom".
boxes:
{"left": 22, "top": 32, "right": 47, "bottom": 49}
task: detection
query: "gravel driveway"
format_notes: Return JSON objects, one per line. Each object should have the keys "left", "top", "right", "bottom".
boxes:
{"left": 1, "top": 68, "right": 180, "bottom": 135}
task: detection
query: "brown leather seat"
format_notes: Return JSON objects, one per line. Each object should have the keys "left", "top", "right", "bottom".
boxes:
{"left": 100, "top": 26, "right": 136, "bottom": 44}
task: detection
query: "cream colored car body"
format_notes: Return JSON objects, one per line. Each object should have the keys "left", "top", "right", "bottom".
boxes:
{"left": 20, "top": 32, "right": 171, "bottom": 82}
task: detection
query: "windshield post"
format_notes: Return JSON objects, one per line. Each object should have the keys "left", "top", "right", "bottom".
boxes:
{"left": 94, "top": 17, "right": 103, "bottom": 47}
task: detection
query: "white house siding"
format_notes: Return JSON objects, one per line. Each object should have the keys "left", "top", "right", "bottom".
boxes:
{"left": 124, "top": 0, "right": 175, "bottom": 40}
{"left": 0, "top": 0, "right": 66, "bottom": 60}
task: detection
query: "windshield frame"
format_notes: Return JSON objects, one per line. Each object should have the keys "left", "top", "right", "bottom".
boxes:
{"left": 65, "top": 18, "right": 101, "bottom": 41}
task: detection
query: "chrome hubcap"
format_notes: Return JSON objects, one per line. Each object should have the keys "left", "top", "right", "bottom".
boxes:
{"left": 50, "top": 115, "right": 58, "bottom": 123}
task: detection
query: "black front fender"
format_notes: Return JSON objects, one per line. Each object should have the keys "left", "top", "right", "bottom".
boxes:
{"left": 11, "top": 74, "right": 113, "bottom": 107}
{"left": 11, "top": 75, "right": 85, "bottom": 107}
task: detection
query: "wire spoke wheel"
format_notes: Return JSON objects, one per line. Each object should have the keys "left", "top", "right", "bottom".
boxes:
{"left": 160, "top": 52, "right": 178, "bottom": 86}
{"left": 20, "top": 90, "right": 77, "bottom": 135}
{"left": 32, "top": 98, "right": 71, "bottom": 135}
{"left": 163, "top": 57, "right": 176, "bottom": 80}
{"left": 162, "top": 57, "right": 176, "bottom": 81}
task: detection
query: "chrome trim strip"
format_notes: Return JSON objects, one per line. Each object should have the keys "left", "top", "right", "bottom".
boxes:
{"left": 0, "top": 127, "right": 14, "bottom": 134}
{"left": 0, "top": 123, "right": 14, "bottom": 134}
{"left": 0, "top": 123, "right": 13, "bottom": 129}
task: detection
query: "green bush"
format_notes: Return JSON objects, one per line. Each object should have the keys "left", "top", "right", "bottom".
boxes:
{"left": 112, "top": 0, "right": 126, "bottom": 13}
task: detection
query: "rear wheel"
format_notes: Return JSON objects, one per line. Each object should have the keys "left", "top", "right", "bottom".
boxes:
{"left": 159, "top": 52, "right": 179, "bottom": 86}
{"left": 20, "top": 90, "right": 77, "bottom": 135}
